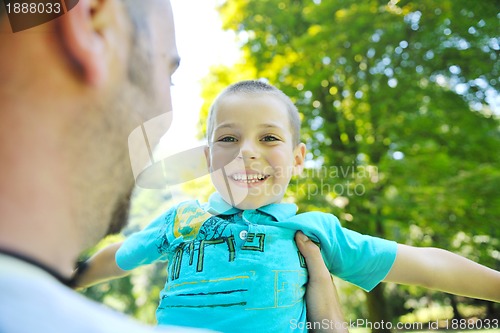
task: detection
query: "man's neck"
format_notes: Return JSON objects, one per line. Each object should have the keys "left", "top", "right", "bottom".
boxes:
{"left": 0, "top": 218, "right": 80, "bottom": 280}
{"left": 0, "top": 247, "right": 76, "bottom": 286}
{"left": 0, "top": 187, "right": 82, "bottom": 280}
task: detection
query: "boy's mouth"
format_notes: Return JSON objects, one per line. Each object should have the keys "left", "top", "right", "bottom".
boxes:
{"left": 230, "top": 173, "right": 270, "bottom": 184}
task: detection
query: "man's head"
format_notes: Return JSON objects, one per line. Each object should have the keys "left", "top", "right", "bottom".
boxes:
{"left": 57, "top": 0, "right": 179, "bottom": 242}
{"left": 205, "top": 80, "right": 306, "bottom": 210}
{"left": 0, "top": 0, "right": 179, "bottom": 266}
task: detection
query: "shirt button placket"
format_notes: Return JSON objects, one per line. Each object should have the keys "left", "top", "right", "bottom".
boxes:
{"left": 241, "top": 211, "right": 256, "bottom": 246}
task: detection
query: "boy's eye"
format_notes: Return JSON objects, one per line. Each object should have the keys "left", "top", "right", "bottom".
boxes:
{"left": 218, "top": 136, "right": 237, "bottom": 143}
{"left": 261, "top": 135, "right": 280, "bottom": 142}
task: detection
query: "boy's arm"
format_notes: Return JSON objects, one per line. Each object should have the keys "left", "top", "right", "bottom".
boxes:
{"left": 72, "top": 242, "right": 130, "bottom": 289}
{"left": 384, "top": 244, "right": 500, "bottom": 302}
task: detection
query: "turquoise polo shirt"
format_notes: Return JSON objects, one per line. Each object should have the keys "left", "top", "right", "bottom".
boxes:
{"left": 116, "top": 193, "right": 397, "bottom": 332}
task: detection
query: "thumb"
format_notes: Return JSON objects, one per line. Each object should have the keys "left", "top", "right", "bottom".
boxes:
{"left": 295, "top": 231, "right": 331, "bottom": 283}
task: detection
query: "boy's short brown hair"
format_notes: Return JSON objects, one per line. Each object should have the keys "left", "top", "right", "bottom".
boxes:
{"left": 206, "top": 80, "right": 301, "bottom": 146}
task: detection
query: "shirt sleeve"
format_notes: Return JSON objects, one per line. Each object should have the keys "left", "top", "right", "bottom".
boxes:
{"left": 303, "top": 212, "right": 398, "bottom": 292}
{"left": 115, "top": 206, "right": 176, "bottom": 271}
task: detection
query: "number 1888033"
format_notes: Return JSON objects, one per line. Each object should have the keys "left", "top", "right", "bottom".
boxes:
{"left": 5, "top": 1, "right": 62, "bottom": 15}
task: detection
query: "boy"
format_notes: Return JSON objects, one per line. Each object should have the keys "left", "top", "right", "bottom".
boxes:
{"left": 79, "top": 80, "right": 500, "bottom": 332}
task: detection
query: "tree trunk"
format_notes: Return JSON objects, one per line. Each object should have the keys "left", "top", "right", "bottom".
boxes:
{"left": 450, "top": 296, "right": 463, "bottom": 320}
{"left": 365, "top": 284, "right": 392, "bottom": 333}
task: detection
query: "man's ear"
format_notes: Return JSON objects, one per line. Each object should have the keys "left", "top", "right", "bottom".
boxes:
{"left": 57, "top": 0, "right": 111, "bottom": 86}
{"left": 292, "top": 143, "right": 307, "bottom": 176}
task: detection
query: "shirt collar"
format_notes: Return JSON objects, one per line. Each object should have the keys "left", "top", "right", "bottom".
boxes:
{"left": 205, "top": 192, "right": 297, "bottom": 222}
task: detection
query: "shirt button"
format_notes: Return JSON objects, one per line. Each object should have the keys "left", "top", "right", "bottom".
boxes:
{"left": 239, "top": 230, "right": 248, "bottom": 240}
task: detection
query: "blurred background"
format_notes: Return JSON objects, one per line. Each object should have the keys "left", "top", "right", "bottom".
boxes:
{"left": 80, "top": 0, "right": 500, "bottom": 331}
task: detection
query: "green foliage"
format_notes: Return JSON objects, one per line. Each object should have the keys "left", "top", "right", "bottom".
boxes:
{"left": 203, "top": 0, "right": 500, "bottom": 326}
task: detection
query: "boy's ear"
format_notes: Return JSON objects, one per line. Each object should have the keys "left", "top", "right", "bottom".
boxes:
{"left": 292, "top": 143, "right": 307, "bottom": 176}
{"left": 204, "top": 145, "right": 212, "bottom": 172}
{"left": 57, "top": 0, "right": 117, "bottom": 86}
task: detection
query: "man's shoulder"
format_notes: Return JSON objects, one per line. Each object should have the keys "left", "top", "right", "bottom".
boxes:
{"left": 0, "top": 261, "right": 211, "bottom": 333}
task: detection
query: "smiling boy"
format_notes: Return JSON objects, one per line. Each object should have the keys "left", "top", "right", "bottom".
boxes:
{"left": 205, "top": 81, "right": 306, "bottom": 210}
{"left": 79, "top": 80, "right": 500, "bottom": 332}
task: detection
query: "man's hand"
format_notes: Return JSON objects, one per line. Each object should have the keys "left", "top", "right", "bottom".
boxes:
{"left": 295, "top": 231, "right": 348, "bottom": 333}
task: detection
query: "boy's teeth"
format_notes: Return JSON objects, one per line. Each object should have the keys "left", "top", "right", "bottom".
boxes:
{"left": 232, "top": 174, "right": 268, "bottom": 182}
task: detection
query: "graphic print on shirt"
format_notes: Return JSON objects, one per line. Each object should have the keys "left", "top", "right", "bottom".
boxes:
{"left": 160, "top": 202, "right": 306, "bottom": 310}
{"left": 173, "top": 202, "right": 213, "bottom": 240}
{"left": 169, "top": 213, "right": 243, "bottom": 280}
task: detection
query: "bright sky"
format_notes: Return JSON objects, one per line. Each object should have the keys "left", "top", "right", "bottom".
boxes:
{"left": 157, "top": 0, "right": 240, "bottom": 158}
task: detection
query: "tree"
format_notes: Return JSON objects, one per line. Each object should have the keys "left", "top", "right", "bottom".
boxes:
{"left": 200, "top": 0, "right": 500, "bottom": 330}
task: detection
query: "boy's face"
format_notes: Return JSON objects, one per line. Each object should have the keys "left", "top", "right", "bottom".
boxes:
{"left": 207, "top": 93, "right": 306, "bottom": 210}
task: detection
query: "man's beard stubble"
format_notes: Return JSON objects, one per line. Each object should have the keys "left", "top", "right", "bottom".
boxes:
{"left": 106, "top": 186, "right": 133, "bottom": 236}
{"left": 103, "top": 26, "right": 149, "bottom": 237}
{"left": 103, "top": 8, "right": 154, "bottom": 237}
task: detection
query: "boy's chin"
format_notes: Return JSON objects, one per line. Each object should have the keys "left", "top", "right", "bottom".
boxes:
{"left": 215, "top": 183, "right": 285, "bottom": 209}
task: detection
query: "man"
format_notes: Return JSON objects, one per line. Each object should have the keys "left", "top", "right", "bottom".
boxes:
{"left": 0, "top": 1, "right": 344, "bottom": 332}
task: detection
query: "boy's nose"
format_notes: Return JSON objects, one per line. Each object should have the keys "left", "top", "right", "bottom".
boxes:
{"left": 238, "top": 140, "right": 260, "bottom": 160}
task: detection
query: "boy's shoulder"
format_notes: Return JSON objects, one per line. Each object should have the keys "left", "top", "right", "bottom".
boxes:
{"left": 293, "top": 209, "right": 341, "bottom": 224}
{"left": 175, "top": 199, "right": 211, "bottom": 218}
{"left": 153, "top": 199, "right": 206, "bottom": 226}
{"left": 175, "top": 198, "right": 204, "bottom": 209}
